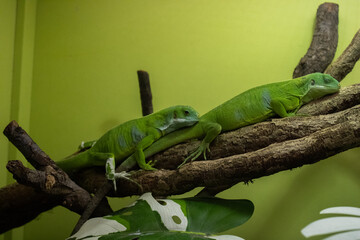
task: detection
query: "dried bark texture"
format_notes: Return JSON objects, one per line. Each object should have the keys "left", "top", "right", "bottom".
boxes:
{"left": 293, "top": 3, "right": 339, "bottom": 78}
{"left": 325, "top": 29, "right": 360, "bottom": 81}
{"left": 1, "top": 121, "right": 112, "bottom": 234}
{"left": 137, "top": 70, "right": 153, "bottom": 116}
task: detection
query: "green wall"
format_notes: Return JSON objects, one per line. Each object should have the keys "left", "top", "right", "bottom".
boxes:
{"left": 0, "top": 0, "right": 17, "bottom": 236}
{"left": 1, "top": 0, "right": 360, "bottom": 239}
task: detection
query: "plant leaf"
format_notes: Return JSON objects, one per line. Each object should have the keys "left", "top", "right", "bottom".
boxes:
{"left": 68, "top": 193, "right": 252, "bottom": 240}
{"left": 323, "top": 230, "right": 360, "bottom": 240}
{"left": 99, "top": 231, "right": 245, "bottom": 240}
{"left": 320, "top": 207, "right": 360, "bottom": 217}
{"left": 301, "top": 217, "right": 360, "bottom": 237}
{"left": 181, "top": 197, "right": 254, "bottom": 234}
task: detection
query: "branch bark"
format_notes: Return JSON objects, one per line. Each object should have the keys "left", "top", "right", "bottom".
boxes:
{"left": 293, "top": 3, "right": 339, "bottom": 78}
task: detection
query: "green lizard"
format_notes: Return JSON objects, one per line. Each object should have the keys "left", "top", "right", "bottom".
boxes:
{"left": 56, "top": 105, "right": 199, "bottom": 190}
{"left": 119, "top": 72, "right": 340, "bottom": 169}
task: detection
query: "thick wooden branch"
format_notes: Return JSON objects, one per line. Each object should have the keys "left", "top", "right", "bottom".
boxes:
{"left": 325, "top": 29, "right": 360, "bottom": 81}
{"left": 293, "top": 3, "right": 339, "bottom": 78}
{"left": 1, "top": 121, "right": 112, "bottom": 234}
{"left": 74, "top": 105, "right": 360, "bottom": 197}
{"left": 0, "top": 183, "right": 58, "bottom": 233}
{"left": 130, "top": 119, "right": 360, "bottom": 196}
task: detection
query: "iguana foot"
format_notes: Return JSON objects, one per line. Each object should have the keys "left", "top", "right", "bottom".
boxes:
{"left": 140, "top": 164, "right": 157, "bottom": 171}
{"left": 147, "top": 159, "right": 157, "bottom": 168}
{"left": 106, "top": 158, "right": 144, "bottom": 192}
{"left": 177, "top": 143, "right": 210, "bottom": 169}
{"left": 114, "top": 171, "right": 143, "bottom": 193}
{"left": 105, "top": 157, "right": 118, "bottom": 191}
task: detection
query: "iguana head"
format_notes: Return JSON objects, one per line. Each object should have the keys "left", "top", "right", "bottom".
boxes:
{"left": 156, "top": 105, "right": 199, "bottom": 135}
{"left": 302, "top": 73, "right": 340, "bottom": 103}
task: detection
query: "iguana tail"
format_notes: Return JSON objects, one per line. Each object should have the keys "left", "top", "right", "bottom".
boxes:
{"left": 56, "top": 151, "right": 91, "bottom": 173}
{"left": 148, "top": 123, "right": 204, "bottom": 157}
{"left": 119, "top": 123, "right": 204, "bottom": 170}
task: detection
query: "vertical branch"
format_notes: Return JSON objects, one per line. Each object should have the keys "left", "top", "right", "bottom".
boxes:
{"left": 293, "top": 3, "right": 339, "bottom": 78}
{"left": 137, "top": 70, "right": 153, "bottom": 116}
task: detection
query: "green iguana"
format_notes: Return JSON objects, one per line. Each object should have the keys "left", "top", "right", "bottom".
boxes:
{"left": 56, "top": 105, "right": 199, "bottom": 190}
{"left": 120, "top": 72, "right": 340, "bottom": 169}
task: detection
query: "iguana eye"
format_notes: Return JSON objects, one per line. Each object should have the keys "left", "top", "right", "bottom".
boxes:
{"left": 310, "top": 79, "right": 315, "bottom": 86}
{"left": 184, "top": 110, "right": 190, "bottom": 116}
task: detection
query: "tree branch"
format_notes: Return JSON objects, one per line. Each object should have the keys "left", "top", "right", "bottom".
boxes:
{"left": 325, "top": 29, "right": 360, "bottom": 81}
{"left": 72, "top": 104, "right": 360, "bottom": 197}
{"left": 1, "top": 121, "right": 112, "bottom": 234}
{"left": 293, "top": 2, "right": 339, "bottom": 78}
{"left": 130, "top": 118, "right": 360, "bottom": 196}
{"left": 0, "top": 183, "right": 57, "bottom": 233}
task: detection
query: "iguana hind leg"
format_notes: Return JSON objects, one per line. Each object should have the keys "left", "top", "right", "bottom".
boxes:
{"left": 178, "top": 122, "right": 221, "bottom": 168}
{"left": 105, "top": 157, "right": 143, "bottom": 192}
{"left": 85, "top": 151, "right": 120, "bottom": 190}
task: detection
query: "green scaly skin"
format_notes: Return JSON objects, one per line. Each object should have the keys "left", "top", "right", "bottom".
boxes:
{"left": 120, "top": 72, "right": 340, "bottom": 169}
{"left": 56, "top": 105, "right": 199, "bottom": 190}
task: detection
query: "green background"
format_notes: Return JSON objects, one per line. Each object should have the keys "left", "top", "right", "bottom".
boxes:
{"left": 1, "top": 0, "right": 360, "bottom": 239}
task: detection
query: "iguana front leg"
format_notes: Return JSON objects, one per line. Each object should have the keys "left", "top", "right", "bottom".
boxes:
{"left": 270, "top": 97, "right": 301, "bottom": 117}
{"left": 133, "top": 134, "right": 159, "bottom": 170}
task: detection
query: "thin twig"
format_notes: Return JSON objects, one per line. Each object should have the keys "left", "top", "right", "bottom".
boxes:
{"left": 137, "top": 70, "right": 153, "bottom": 116}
